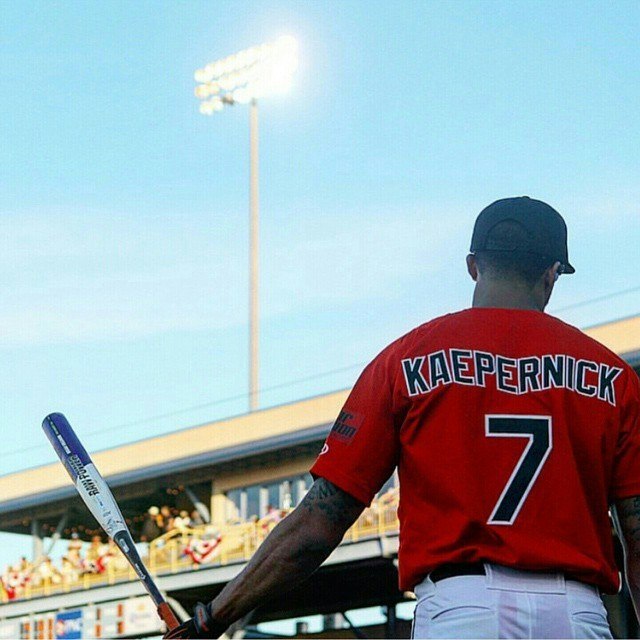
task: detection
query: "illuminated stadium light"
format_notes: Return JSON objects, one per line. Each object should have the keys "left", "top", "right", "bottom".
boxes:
{"left": 194, "top": 37, "right": 298, "bottom": 413}
{"left": 194, "top": 35, "right": 298, "bottom": 112}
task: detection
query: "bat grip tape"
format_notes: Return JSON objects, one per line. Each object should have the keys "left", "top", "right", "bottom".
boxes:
{"left": 158, "top": 602, "right": 180, "bottom": 630}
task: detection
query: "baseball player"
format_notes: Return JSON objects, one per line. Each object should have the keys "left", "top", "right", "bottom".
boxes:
{"left": 166, "top": 197, "right": 640, "bottom": 639}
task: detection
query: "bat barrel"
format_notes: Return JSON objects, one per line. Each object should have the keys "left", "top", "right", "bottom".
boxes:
{"left": 42, "top": 412, "right": 93, "bottom": 481}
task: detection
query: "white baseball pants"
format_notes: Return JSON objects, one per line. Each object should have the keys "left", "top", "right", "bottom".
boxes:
{"left": 412, "top": 563, "right": 612, "bottom": 639}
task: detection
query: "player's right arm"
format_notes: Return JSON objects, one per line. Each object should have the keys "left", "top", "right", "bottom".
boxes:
{"left": 611, "top": 369, "right": 640, "bottom": 620}
{"left": 614, "top": 496, "right": 640, "bottom": 619}
{"left": 208, "top": 477, "right": 365, "bottom": 625}
{"left": 165, "top": 477, "right": 365, "bottom": 639}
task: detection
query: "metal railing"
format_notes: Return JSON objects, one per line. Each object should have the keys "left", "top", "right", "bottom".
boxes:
{"left": 1, "top": 492, "right": 399, "bottom": 603}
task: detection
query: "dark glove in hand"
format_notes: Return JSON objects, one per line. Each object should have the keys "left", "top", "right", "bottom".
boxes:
{"left": 164, "top": 602, "right": 227, "bottom": 639}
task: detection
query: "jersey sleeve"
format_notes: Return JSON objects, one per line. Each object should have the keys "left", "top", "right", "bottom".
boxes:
{"left": 610, "top": 370, "right": 640, "bottom": 501}
{"left": 310, "top": 350, "right": 400, "bottom": 506}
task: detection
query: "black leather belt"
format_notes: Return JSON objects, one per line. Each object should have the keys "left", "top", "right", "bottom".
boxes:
{"left": 431, "top": 562, "right": 486, "bottom": 582}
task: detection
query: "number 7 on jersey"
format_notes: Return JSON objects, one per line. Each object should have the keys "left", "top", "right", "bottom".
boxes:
{"left": 486, "top": 415, "right": 553, "bottom": 525}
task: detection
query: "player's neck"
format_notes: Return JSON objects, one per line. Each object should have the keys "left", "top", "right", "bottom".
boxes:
{"left": 472, "top": 283, "right": 545, "bottom": 311}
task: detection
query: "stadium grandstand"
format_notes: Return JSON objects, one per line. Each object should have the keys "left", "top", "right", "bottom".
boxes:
{"left": 0, "top": 314, "right": 638, "bottom": 639}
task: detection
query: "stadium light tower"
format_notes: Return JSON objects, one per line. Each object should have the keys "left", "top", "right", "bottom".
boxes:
{"left": 194, "top": 36, "right": 298, "bottom": 412}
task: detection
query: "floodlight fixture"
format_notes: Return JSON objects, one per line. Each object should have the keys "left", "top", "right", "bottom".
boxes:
{"left": 194, "top": 35, "right": 298, "bottom": 114}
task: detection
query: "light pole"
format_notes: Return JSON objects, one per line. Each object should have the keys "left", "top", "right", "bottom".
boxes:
{"left": 248, "top": 98, "right": 259, "bottom": 413}
{"left": 195, "top": 36, "right": 298, "bottom": 412}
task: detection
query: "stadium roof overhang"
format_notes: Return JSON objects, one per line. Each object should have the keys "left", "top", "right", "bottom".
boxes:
{"left": 583, "top": 314, "right": 640, "bottom": 370}
{"left": 0, "top": 390, "right": 349, "bottom": 534}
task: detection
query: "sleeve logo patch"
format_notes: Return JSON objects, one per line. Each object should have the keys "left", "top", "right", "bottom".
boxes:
{"left": 329, "top": 410, "right": 364, "bottom": 444}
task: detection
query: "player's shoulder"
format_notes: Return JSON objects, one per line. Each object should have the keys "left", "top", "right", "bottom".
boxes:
{"left": 545, "top": 313, "right": 633, "bottom": 369}
{"left": 532, "top": 313, "right": 639, "bottom": 400}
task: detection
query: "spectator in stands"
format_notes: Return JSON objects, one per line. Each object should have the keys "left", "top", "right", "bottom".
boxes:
{"left": 174, "top": 510, "right": 191, "bottom": 531}
{"left": 84, "top": 535, "right": 104, "bottom": 574}
{"left": 60, "top": 556, "right": 79, "bottom": 586}
{"left": 142, "top": 506, "right": 162, "bottom": 541}
{"left": 18, "top": 556, "right": 32, "bottom": 574}
{"left": 1, "top": 557, "right": 32, "bottom": 600}
{"left": 259, "top": 506, "right": 284, "bottom": 533}
{"left": 190, "top": 509, "right": 204, "bottom": 527}
{"left": 160, "top": 505, "right": 174, "bottom": 533}
{"left": 0, "top": 567, "right": 10, "bottom": 600}
{"left": 2, "top": 564, "right": 17, "bottom": 600}
{"left": 86, "top": 537, "right": 122, "bottom": 574}
{"left": 36, "top": 556, "right": 61, "bottom": 586}
{"left": 66, "top": 533, "right": 83, "bottom": 571}
{"left": 2, "top": 565, "right": 23, "bottom": 600}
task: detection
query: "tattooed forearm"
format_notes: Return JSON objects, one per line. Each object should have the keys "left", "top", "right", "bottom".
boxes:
{"left": 615, "top": 497, "right": 640, "bottom": 619}
{"left": 208, "top": 478, "right": 365, "bottom": 625}
{"left": 616, "top": 497, "right": 640, "bottom": 546}
{"left": 301, "top": 478, "right": 365, "bottom": 531}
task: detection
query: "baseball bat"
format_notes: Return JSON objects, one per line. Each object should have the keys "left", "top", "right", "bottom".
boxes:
{"left": 42, "top": 412, "right": 180, "bottom": 631}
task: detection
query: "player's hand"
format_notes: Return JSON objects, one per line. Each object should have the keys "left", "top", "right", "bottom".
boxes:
{"left": 163, "top": 602, "right": 227, "bottom": 639}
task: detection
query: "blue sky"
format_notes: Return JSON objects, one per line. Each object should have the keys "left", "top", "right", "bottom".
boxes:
{"left": 0, "top": 0, "right": 639, "bottom": 572}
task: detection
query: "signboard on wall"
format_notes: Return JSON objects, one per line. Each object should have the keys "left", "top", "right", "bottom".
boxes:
{"left": 123, "top": 597, "right": 161, "bottom": 636}
{"left": 55, "top": 610, "right": 82, "bottom": 640}
{"left": 1, "top": 596, "right": 164, "bottom": 639}
{"left": 0, "top": 619, "right": 21, "bottom": 640}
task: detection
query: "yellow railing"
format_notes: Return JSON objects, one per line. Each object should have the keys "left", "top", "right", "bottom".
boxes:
{"left": 1, "top": 492, "right": 399, "bottom": 603}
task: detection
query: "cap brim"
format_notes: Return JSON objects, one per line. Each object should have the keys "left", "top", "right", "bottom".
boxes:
{"left": 563, "top": 262, "right": 575, "bottom": 274}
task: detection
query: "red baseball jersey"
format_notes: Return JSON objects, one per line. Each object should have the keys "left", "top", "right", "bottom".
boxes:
{"left": 310, "top": 308, "right": 640, "bottom": 593}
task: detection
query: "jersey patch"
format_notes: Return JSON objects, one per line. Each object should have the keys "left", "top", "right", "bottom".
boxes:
{"left": 329, "top": 410, "right": 364, "bottom": 444}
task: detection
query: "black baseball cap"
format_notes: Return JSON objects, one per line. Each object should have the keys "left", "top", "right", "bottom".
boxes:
{"left": 470, "top": 196, "right": 575, "bottom": 274}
